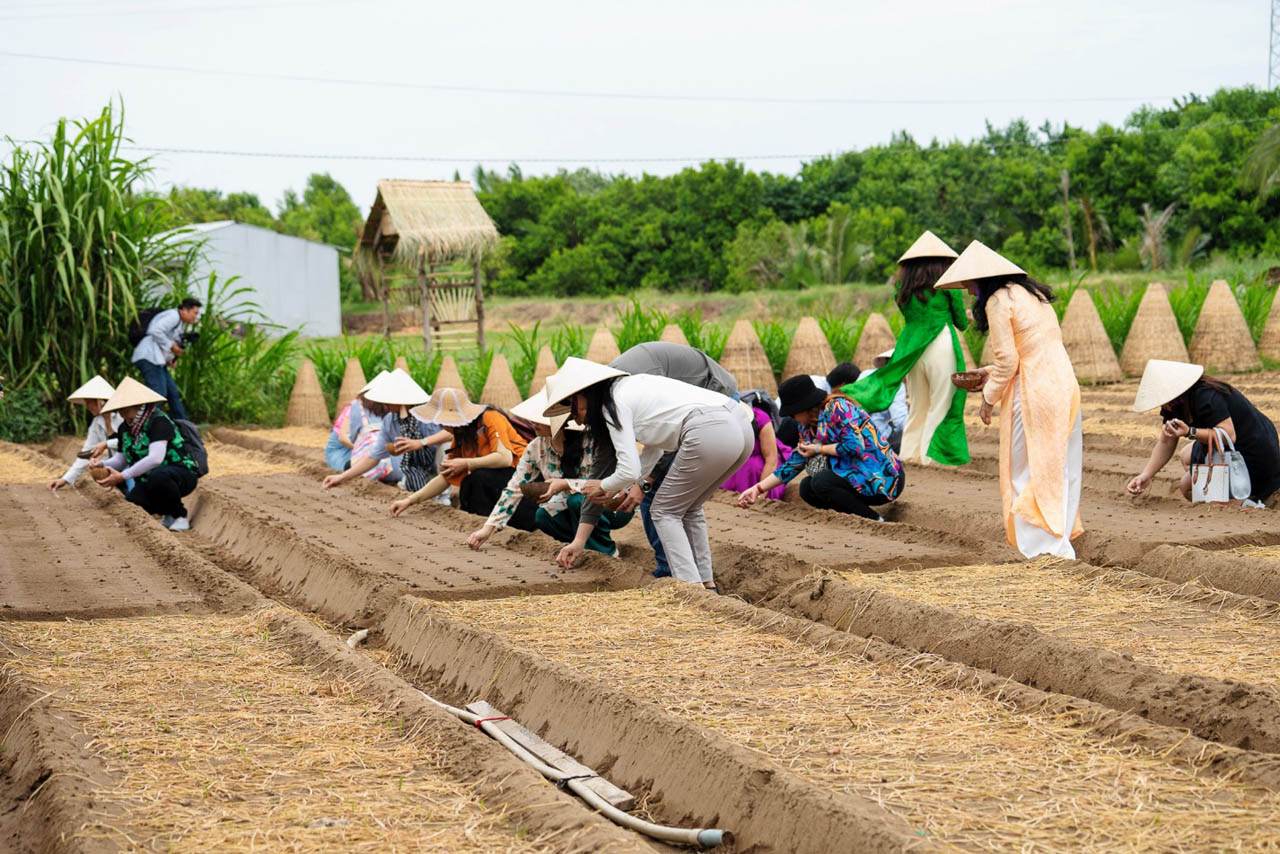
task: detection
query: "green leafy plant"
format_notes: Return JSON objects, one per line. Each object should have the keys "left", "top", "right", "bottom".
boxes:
{"left": 817, "top": 310, "right": 858, "bottom": 362}
{"left": 1167, "top": 278, "right": 1210, "bottom": 345}
{"left": 614, "top": 299, "right": 667, "bottom": 352}
{"left": 456, "top": 349, "right": 495, "bottom": 401}
{"left": 1237, "top": 279, "right": 1277, "bottom": 344}
{"left": 549, "top": 324, "right": 587, "bottom": 364}
{"left": 1093, "top": 283, "right": 1146, "bottom": 354}
{"left": 0, "top": 385, "right": 60, "bottom": 442}
{"left": 673, "top": 308, "right": 728, "bottom": 359}
{"left": 752, "top": 320, "right": 790, "bottom": 379}
{"left": 507, "top": 321, "right": 542, "bottom": 396}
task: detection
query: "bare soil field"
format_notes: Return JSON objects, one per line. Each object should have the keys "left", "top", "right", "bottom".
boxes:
{"left": 5, "top": 366, "right": 1280, "bottom": 851}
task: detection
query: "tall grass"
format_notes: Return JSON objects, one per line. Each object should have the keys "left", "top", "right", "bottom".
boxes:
{"left": 817, "top": 310, "right": 858, "bottom": 363}
{"left": 0, "top": 102, "right": 198, "bottom": 430}
{"left": 615, "top": 299, "right": 667, "bottom": 352}
{"left": 752, "top": 320, "right": 790, "bottom": 379}
{"left": 1237, "top": 279, "right": 1277, "bottom": 344}
{"left": 1167, "top": 278, "right": 1210, "bottom": 345}
{"left": 305, "top": 335, "right": 396, "bottom": 402}
{"left": 1094, "top": 283, "right": 1145, "bottom": 355}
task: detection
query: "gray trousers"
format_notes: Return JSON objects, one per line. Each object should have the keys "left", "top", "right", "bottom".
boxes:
{"left": 649, "top": 403, "right": 753, "bottom": 585}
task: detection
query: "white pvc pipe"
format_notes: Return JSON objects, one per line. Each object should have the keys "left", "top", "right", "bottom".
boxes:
{"left": 416, "top": 690, "right": 731, "bottom": 849}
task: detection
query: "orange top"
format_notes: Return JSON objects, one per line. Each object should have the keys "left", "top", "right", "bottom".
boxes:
{"left": 444, "top": 409, "right": 528, "bottom": 486}
{"left": 982, "top": 285, "right": 1083, "bottom": 544}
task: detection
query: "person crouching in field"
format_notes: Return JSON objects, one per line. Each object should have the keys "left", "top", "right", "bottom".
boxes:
{"left": 544, "top": 357, "right": 753, "bottom": 589}
{"left": 89, "top": 378, "right": 202, "bottom": 530}
{"left": 324, "top": 388, "right": 364, "bottom": 472}
{"left": 389, "top": 387, "right": 535, "bottom": 524}
{"left": 322, "top": 369, "right": 447, "bottom": 492}
{"left": 49, "top": 376, "right": 123, "bottom": 492}
{"left": 1128, "top": 359, "right": 1280, "bottom": 507}
{"left": 739, "top": 375, "right": 904, "bottom": 520}
{"left": 467, "top": 388, "right": 633, "bottom": 556}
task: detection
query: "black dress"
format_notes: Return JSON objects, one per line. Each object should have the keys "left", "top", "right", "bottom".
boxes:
{"left": 1165, "top": 382, "right": 1280, "bottom": 502}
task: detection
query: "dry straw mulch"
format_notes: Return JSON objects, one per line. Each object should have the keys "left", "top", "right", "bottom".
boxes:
{"left": 444, "top": 588, "right": 1280, "bottom": 851}
{"left": 204, "top": 437, "right": 302, "bottom": 479}
{"left": 843, "top": 559, "right": 1280, "bottom": 689}
{"left": 238, "top": 426, "right": 334, "bottom": 448}
{"left": 0, "top": 447, "right": 61, "bottom": 483}
{"left": 1232, "top": 545, "right": 1280, "bottom": 561}
{"left": 1, "top": 611, "right": 555, "bottom": 853}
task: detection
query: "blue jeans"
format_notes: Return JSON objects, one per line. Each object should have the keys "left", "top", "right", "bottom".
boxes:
{"left": 134, "top": 360, "right": 188, "bottom": 422}
{"left": 641, "top": 466, "right": 671, "bottom": 577}
{"left": 324, "top": 434, "right": 351, "bottom": 471}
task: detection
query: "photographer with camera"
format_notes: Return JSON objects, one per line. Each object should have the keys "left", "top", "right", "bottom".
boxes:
{"left": 130, "top": 298, "right": 201, "bottom": 422}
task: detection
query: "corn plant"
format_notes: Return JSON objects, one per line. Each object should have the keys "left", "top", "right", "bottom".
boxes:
{"left": 1094, "top": 283, "right": 1145, "bottom": 354}
{"left": 1237, "top": 278, "right": 1277, "bottom": 344}
{"left": 549, "top": 323, "right": 587, "bottom": 364}
{"left": 0, "top": 102, "right": 200, "bottom": 429}
{"left": 614, "top": 298, "right": 667, "bottom": 352}
{"left": 817, "top": 309, "right": 858, "bottom": 362}
{"left": 456, "top": 349, "right": 494, "bottom": 401}
{"left": 1167, "top": 278, "right": 1210, "bottom": 345}
{"left": 507, "top": 321, "right": 541, "bottom": 395}
{"left": 673, "top": 308, "right": 728, "bottom": 359}
{"left": 752, "top": 320, "right": 790, "bottom": 379}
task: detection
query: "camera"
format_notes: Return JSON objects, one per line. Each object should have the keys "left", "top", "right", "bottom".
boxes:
{"left": 179, "top": 331, "right": 201, "bottom": 347}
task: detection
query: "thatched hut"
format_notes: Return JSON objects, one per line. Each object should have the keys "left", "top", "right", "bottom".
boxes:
{"left": 356, "top": 180, "right": 499, "bottom": 352}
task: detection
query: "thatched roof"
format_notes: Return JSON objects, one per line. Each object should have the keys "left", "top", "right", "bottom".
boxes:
{"left": 357, "top": 180, "right": 499, "bottom": 267}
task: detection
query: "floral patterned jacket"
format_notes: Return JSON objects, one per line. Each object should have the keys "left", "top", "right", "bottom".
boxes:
{"left": 485, "top": 434, "right": 595, "bottom": 529}
{"left": 775, "top": 395, "right": 904, "bottom": 500}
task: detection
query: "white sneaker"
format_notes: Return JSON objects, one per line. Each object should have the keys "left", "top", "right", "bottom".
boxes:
{"left": 160, "top": 515, "right": 175, "bottom": 528}
{"left": 1242, "top": 499, "right": 1268, "bottom": 509}
{"left": 168, "top": 516, "right": 190, "bottom": 532}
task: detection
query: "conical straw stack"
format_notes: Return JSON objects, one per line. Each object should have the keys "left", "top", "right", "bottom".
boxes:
{"left": 659, "top": 324, "right": 689, "bottom": 346}
{"left": 530, "top": 346, "right": 560, "bottom": 395}
{"left": 1119, "top": 283, "right": 1189, "bottom": 375}
{"left": 433, "top": 355, "right": 465, "bottom": 393}
{"left": 853, "top": 312, "right": 896, "bottom": 368}
{"left": 586, "top": 326, "right": 621, "bottom": 363}
{"left": 719, "top": 319, "right": 777, "bottom": 395}
{"left": 480, "top": 352, "right": 522, "bottom": 410}
{"left": 335, "top": 357, "right": 367, "bottom": 409}
{"left": 783, "top": 316, "right": 836, "bottom": 379}
{"left": 1060, "top": 289, "right": 1123, "bottom": 384}
{"left": 393, "top": 355, "right": 410, "bottom": 373}
{"left": 1188, "top": 280, "right": 1261, "bottom": 373}
{"left": 1259, "top": 292, "right": 1280, "bottom": 361}
{"left": 285, "top": 358, "right": 331, "bottom": 427}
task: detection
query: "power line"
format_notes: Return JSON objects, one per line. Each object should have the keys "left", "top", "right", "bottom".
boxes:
{"left": 0, "top": 49, "right": 1175, "bottom": 106}
{"left": 5, "top": 118, "right": 1269, "bottom": 167}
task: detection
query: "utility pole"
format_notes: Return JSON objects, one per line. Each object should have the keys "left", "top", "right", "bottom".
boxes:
{"left": 1272, "top": 0, "right": 1280, "bottom": 89}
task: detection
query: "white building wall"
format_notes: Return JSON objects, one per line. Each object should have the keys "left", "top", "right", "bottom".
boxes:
{"left": 190, "top": 223, "right": 341, "bottom": 337}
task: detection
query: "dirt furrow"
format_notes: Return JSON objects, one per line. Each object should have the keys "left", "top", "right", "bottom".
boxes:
{"left": 400, "top": 586, "right": 1280, "bottom": 852}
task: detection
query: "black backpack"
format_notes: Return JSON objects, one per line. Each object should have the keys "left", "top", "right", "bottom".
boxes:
{"left": 174, "top": 419, "right": 209, "bottom": 477}
{"left": 128, "top": 307, "right": 164, "bottom": 346}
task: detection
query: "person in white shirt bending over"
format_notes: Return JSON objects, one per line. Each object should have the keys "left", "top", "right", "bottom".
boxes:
{"left": 49, "top": 375, "right": 124, "bottom": 491}
{"left": 542, "top": 358, "right": 753, "bottom": 592}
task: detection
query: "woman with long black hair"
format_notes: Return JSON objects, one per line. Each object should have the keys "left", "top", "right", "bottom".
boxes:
{"left": 1128, "top": 359, "right": 1280, "bottom": 506}
{"left": 846, "top": 231, "right": 969, "bottom": 465}
{"left": 935, "top": 241, "right": 1083, "bottom": 559}
{"left": 542, "top": 357, "right": 752, "bottom": 588}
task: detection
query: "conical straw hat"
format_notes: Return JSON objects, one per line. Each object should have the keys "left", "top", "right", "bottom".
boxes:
{"left": 530, "top": 346, "right": 560, "bottom": 396}
{"left": 67, "top": 375, "right": 115, "bottom": 404}
{"left": 659, "top": 324, "right": 689, "bottom": 346}
{"left": 934, "top": 241, "right": 1025, "bottom": 289}
{"left": 335, "top": 358, "right": 367, "bottom": 409}
{"left": 511, "top": 387, "right": 583, "bottom": 432}
{"left": 101, "top": 376, "right": 165, "bottom": 414}
{"left": 899, "top": 230, "right": 959, "bottom": 263}
{"left": 1133, "top": 359, "right": 1204, "bottom": 412}
{"left": 783, "top": 316, "right": 836, "bottom": 378}
{"left": 719, "top": 319, "right": 777, "bottom": 396}
{"left": 365, "top": 368, "right": 430, "bottom": 407}
{"left": 1060, "top": 289, "right": 1123, "bottom": 384}
{"left": 433, "top": 356, "right": 465, "bottom": 394}
{"left": 585, "top": 326, "right": 621, "bottom": 363}
{"left": 284, "top": 359, "right": 331, "bottom": 426}
{"left": 1188, "top": 280, "right": 1260, "bottom": 373}
{"left": 360, "top": 370, "right": 389, "bottom": 395}
{"left": 393, "top": 355, "right": 409, "bottom": 373}
{"left": 542, "top": 357, "right": 629, "bottom": 416}
{"left": 853, "top": 312, "right": 896, "bottom": 368}
{"left": 480, "top": 352, "right": 522, "bottom": 410}
{"left": 1119, "top": 283, "right": 1189, "bottom": 376}
{"left": 411, "top": 386, "right": 486, "bottom": 427}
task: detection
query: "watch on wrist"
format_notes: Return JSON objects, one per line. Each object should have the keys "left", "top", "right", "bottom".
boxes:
{"left": 640, "top": 481, "right": 653, "bottom": 493}
{"left": 1189, "top": 426, "right": 1197, "bottom": 440}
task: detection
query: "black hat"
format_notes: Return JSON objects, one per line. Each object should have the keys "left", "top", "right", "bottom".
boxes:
{"left": 777, "top": 375, "right": 827, "bottom": 417}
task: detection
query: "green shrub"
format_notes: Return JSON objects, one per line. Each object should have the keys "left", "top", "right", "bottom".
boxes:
{"left": 1237, "top": 279, "right": 1277, "bottom": 344}
{"left": 614, "top": 299, "right": 667, "bottom": 352}
{"left": 0, "top": 386, "right": 60, "bottom": 443}
{"left": 507, "top": 322, "right": 542, "bottom": 396}
{"left": 752, "top": 320, "right": 790, "bottom": 379}
{"left": 1167, "top": 279, "right": 1210, "bottom": 345}
{"left": 817, "top": 310, "right": 858, "bottom": 363}
{"left": 549, "top": 324, "right": 587, "bottom": 364}
{"left": 1094, "top": 283, "right": 1145, "bottom": 354}
{"left": 673, "top": 308, "right": 728, "bottom": 359}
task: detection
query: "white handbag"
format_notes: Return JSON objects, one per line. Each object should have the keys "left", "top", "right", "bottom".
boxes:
{"left": 1190, "top": 427, "right": 1251, "bottom": 504}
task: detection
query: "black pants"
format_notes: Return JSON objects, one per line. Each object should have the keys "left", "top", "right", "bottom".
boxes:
{"left": 127, "top": 465, "right": 199, "bottom": 519}
{"left": 458, "top": 467, "right": 537, "bottom": 531}
{"left": 799, "top": 465, "right": 893, "bottom": 520}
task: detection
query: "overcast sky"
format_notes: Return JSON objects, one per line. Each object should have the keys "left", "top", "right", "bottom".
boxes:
{"left": 0, "top": 0, "right": 1270, "bottom": 214}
